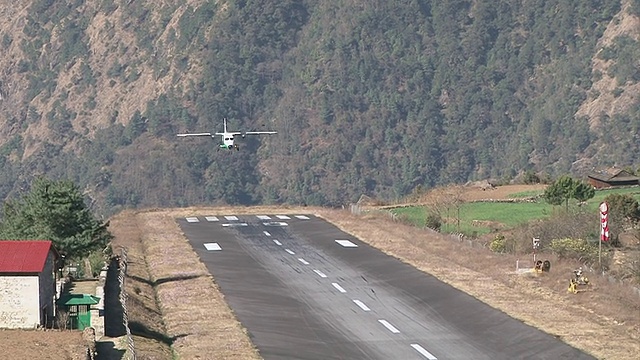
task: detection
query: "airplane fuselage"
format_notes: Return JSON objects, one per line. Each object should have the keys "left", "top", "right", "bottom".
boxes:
{"left": 220, "top": 134, "right": 238, "bottom": 150}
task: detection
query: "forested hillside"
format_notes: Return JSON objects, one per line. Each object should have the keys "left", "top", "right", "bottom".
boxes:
{"left": 0, "top": 0, "right": 639, "bottom": 215}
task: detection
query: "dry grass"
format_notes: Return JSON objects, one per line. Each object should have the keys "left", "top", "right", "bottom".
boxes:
{"left": 108, "top": 204, "right": 639, "bottom": 360}
{"left": 0, "top": 329, "right": 87, "bottom": 360}
{"left": 108, "top": 210, "right": 173, "bottom": 359}
{"left": 317, "top": 209, "right": 640, "bottom": 360}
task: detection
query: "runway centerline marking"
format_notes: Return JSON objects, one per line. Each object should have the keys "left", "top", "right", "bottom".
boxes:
{"left": 276, "top": 215, "right": 291, "bottom": 219}
{"left": 263, "top": 231, "right": 271, "bottom": 236}
{"left": 203, "top": 243, "right": 222, "bottom": 251}
{"left": 273, "top": 240, "right": 282, "bottom": 246}
{"left": 205, "top": 216, "right": 219, "bottom": 222}
{"left": 263, "top": 221, "right": 288, "bottom": 226}
{"left": 378, "top": 319, "right": 400, "bottom": 334}
{"left": 186, "top": 217, "right": 199, "bottom": 223}
{"left": 298, "top": 258, "right": 310, "bottom": 265}
{"left": 222, "top": 223, "right": 248, "bottom": 227}
{"left": 353, "top": 299, "right": 371, "bottom": 311}
{"left": 285, "top": 249, "right": 295, "bottom": 255}
{"left": 332, "top": 283, "right": 347, "bottom": 293}
{"left": 224, "top": 215, "right": 238, "bottom": 221}
{"left": 411, "top": 344, "right": 438, "bottom": 359}
{"left": 335, "top": 240, "right": 358, "bottom": 247}
{"left": 313, "top": 269, "right": 327, "bottom": 278}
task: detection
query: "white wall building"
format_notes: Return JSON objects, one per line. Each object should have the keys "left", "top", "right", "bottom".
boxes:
{"left": 0, "top": 240, "right": 59, "bottom": 329}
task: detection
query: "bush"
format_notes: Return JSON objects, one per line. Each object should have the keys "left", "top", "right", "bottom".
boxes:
{"left": 489, "top": 234, "right": 517, "bottom": 253}
{"left": 523, "top": 170, "right": 540, "bottom": 184}
{"left": 425, "top": 213, "right": 442, "bottom": 231}
{"left": 489, "top": 234, "right": 507, "bottom": 253}
{"left": 549, "top": 237, "right": 600, "bottom": 265}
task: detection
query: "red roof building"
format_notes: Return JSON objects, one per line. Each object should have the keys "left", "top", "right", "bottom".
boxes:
{"left": 0, "top": 240, "right": 56, "bottom": 273}
{"left": 0, "top": 240, "right": 59, "bottom": 328}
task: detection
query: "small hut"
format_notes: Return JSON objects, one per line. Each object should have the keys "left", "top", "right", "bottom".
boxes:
{"left": 57, "top": 294, "right": 100, "bottom": 330}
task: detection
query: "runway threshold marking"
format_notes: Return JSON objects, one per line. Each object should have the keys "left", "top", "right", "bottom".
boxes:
{"left": 298, "top": 258, "right": 310, "bottom": 265}
{"left": 257, "top": 215, "right": 271, "bottom": 220}
{"left": 273, "top": 240, "right": 282, "bottom": 246}
{"left": 276, "top": 215, "right": 291, "bottom": 219}
{"left": 205, "top": 216, "right": 219, "bottom": 222}
{"left": 224, "top": 215, "right": 239, "bottom": 221}
{"left": 186, "top": 217, "right": 199, "bottom": 223}
{"left": 410, "top": 344, "right": 438, "bottom": 359}
{"left": 263, "top": 231, "right": 271, "bottom": 236}
{"left": 335, "top": 240, "right": 358, "bottom": 247}
{"left": 295, "top": 215, "right": 310, "bottom": 219}
{"left": 203, "top": 243, "right": 222, "bottom": 251}
{"left": 313, "top": 269, "right": 328, "bottom": 278}
{"left": 285, "top": 249, "right": 295, "bottom": 255}
{"left": 378, "top": 319, "right": 400, "bottom": 334}
{"left": 353, "top": 300, "right": 371, "bottom": 311}
{"left": 332, "top": 283, "right": 347, "bottom": 293}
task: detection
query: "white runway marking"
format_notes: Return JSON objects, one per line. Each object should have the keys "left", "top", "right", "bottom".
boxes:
{"left": 203, "top": 243, "right": 222, "bottom": 251}
{"left": 378, "top": 319, "right": 400, "bottom": 334}
{"left": 276, "top": 215, "right": 291, "bottom": 219}
{"left": 263, "top": 231, "right": 271, "bottom": 236}
{"left": 186, "top": 217, "right": 199, "bottom": 223}
{"left": 295, "top": 215, "right": 310, "bottom": 219}
{"left": 205, "top": 216, "right": 219, "bottom": 222}
{"left": 335, "top": 240, "right": 358, "bottom": 247}
{"left": 222, "top": 223, "right": 248, "bottom": 227}
{"left": 263, "top": 222, "right": 288, "bottom": 226}
{"left": 256, "top": 215, "right": 271, "bottom": 220}
{"left": 332, "top": 283, "right": 347, "bottom": 293}
{"left": 353, "top": 300, "right": 371, "bottom": 311}
{"left": 411, "top": 344, "right": 438, "bottom": 360}
{"left": 273, "top": 240, "right": 282, "bottom": 246}
{"left": 285, "top": 249, "right": 295, "bottom": 255}
{"left": 298, "top": 258, "right": 309, "bottom": 265}
{"left": 224, "top": 215, "right": 238, "bottom": 221}
{"left": 313, "top": 269, "right": 327, "bottom": 278}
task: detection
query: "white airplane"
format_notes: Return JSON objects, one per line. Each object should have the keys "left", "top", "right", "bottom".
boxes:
{"left": 177, "top": 118, "right": 277, "bottom": 151}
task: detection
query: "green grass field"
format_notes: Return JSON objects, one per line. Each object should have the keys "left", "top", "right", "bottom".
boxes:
{"left": 392, "top": 187, "right": 640, "bottom": 236}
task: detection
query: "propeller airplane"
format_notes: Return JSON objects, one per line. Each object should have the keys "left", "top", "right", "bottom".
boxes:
{"left": 177, "top": 118, "right": 277, "bottom": 151}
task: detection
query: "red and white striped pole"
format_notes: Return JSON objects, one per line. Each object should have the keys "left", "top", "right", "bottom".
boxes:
{"left": 599, "top": 202, "right": 609, "bottom": 268}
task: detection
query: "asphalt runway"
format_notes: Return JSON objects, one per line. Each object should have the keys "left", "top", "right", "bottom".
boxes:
{"left": 178, "top": 214, "right": 596, "bottom": 360}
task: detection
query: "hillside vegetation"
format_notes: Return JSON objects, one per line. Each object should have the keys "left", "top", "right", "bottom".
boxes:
{"left": 1, "top": 0, "right": 640, "bottom": 215}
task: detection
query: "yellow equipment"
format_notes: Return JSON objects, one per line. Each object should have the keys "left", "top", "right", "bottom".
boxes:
{"left": 567, "top": 267, "right": 590, "bottom": 294}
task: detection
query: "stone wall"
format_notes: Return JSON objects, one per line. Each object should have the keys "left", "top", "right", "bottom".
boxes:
{"left": 38, "top": 252, "right": 57, "bottom": 327}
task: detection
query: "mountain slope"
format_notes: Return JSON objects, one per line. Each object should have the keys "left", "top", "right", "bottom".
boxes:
{"left": 0, "top": 0, "right": 638, "bottom": 215}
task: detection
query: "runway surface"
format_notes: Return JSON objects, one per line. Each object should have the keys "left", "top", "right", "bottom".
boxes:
{"left": 178, "top": 214, "right": 596, "bottom": 360}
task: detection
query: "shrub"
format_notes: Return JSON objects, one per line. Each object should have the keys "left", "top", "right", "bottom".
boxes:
{"left": 489, "top": 234, "right": 517, "bottom": 253}
{"left": 549, "top": 237, "right": 600, "bottom": 265}
{"left": 489, "top": 234, "right": 507, "bottom": 253}
{"left": 523, "top": 170, "right": 540, "bottom": 184}
{"left": 425, "top": 213, "right": 442, "bottom": 231}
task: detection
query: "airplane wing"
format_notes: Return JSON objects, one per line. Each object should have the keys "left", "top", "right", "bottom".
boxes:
{"left": 244, "top": 131, "right": 277, "bottom": 135}
{"left": 177, "top": 132, "right": 213, "bottom": 137}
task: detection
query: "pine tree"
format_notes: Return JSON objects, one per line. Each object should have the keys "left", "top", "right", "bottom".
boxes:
{"left": 0, "top": 177, "right": 112, "bottom": 261}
